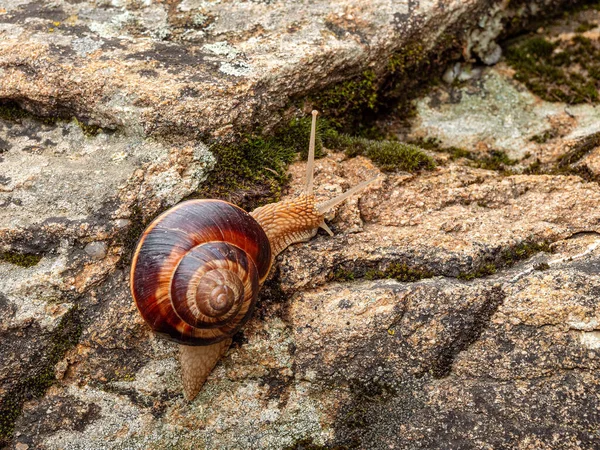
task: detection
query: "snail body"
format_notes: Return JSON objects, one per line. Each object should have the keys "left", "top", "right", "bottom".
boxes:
{"left": 131, "top": 111, "right": 376, "bottom": 400}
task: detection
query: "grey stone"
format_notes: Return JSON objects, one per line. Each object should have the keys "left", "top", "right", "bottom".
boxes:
{"left": 84, "top": 242, "right": 107, "bottom": 260}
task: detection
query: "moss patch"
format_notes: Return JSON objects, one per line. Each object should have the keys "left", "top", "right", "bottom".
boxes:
{"left": 0, "top": 251, "right": 42, "bottom": 268}
{"left": 308, "top": 69, "right": 379, "bottom": 133}
{"left": 305, "top": 38, "right": 462, "bottom": 135}
{"left": 458, "top": 263, "right": 497, "bottom": 281}
{"left": 196, "top": 117, "right": 434, "bottom": 210}
{"left": 529, "top": 129, "right": 558, "bottom": 144}
{"left": 558, "top": 131, "right": 600, "bottom": 167}
{"left": 412, "top": 138, "right": 518, "bottom": 172}
{"left": 365, "top": 262, "right": 434, "bottom": 283}
{"left": 524, "top": 131, "right": 600, "bottom": 181}
{"left": 458, "top": 240, "right": 552, "bottom": 281}
{"left": 0, "top": 308, "right": 82, "bottom": 445}
{"left": 331, "top": 134, "right": 435, "bottom": 172}
{"left": 195, "top": 133, "right": 298, "bottom": 210}
{"left": 330, "top": 261, "right": 433, "bottom": 284}
{"left": 475, "top": 150, "right": 519, "bottom": 171}
{"left": 505, "top": 32, "right": 600, "bottom": 104}
{"left": 73, "top": 117, "right": 102, "bottom": 137}
{"left": 331, "top": 268, "right": 356, "bottom": 282}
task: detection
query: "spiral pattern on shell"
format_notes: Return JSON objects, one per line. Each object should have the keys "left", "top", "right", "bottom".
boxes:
{"left": 130, "top": 200, "right": 272, "bottom": 345}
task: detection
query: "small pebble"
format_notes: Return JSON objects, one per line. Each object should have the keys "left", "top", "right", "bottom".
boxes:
{"left": 442, "top": 62, "right": 462, "bottom": 84}
{"left": 114, "top": 219, "right": 131, "bottom": 229}
{"left": 481, "top": 42, "right": 502, "bottom": 65}
{"left": 84, "top": 241, "right": 107, "bottom": 260}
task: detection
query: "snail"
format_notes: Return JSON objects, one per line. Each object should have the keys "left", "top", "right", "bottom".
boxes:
{"left": 130, "top": 111, "right": 377, "bottom": 400}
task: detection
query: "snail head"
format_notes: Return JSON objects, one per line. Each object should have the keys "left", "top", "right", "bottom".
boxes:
{"left": 250, "top": 111, "right": 379, "bottom": 257}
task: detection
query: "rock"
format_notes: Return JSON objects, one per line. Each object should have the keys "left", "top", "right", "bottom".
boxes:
{"left": 0, "top": 0, "right": 486, "bottom": 138}
{"left": 442, "top": 63, "right": 462, "bottom": 84}
{"left": 579, "top": 147, "right": 600, "bottom": 175}
{"left": 410, "top": 67, "right": 600, "bottom": 161}
{"left": 83, "top": 242, "right": 107, "bottom": 260}
{"left": 3, "top": 0, "right": 600, "bottom": 449}
{"left": 13, "top": 233, "right": 600, "bottom": 449}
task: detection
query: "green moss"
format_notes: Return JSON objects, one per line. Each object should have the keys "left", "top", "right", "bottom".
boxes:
{"left": 502, "top": 241, "right": 552, "bottom": 265}
{"left": 331, "top": 268, "right": 356, "bottom": 282}
{"left": 364, "top": 262, "right": 433, "bottom": 283}
{"left": 458, "top": 241, "right": 552, "bottom": 281}
{"left": 420, "top": 138, "right": 472, "bottom": 160}
{"left": 309, "top": 69, "right": 379, "bottom": 131}
{"left": 326, "top": 133, "right": 435, "bottom": 172}
{"left": 386, "top": 43, "right": 426, "bottom": 75}
{"left": 410, "top": 138, "right": 517, "bottom": 172}
{"left": 505, "top": 31, "right": 600, "bottom": 104}
{"left": 348, "top": 139, "right": 435, "bottom": 172}
{"left": 381, "top": 262, "right": 434, "bottom": 282}
{"left": 73, "top": 117, "right": 102, "bottom": 137}
{"left": 330, "top": 261, "right": 433, "bottom": 284}
{"left": 279, "top": 116, "right": 329, "bottom": 159}
{"left": 558, "top": 131, "right": 600, "bottom": 166}
{"left": 196, "top": 115, "right": 434, "bottom": 210}
{"left": 523, "top": 158, "right": 543, "bottom": 174}
{"left": 530, "top": 129, "right": 558, "bottom": 144}
{"left": 196, "top": 133, "right": 297, "bottom": 210}
{"left": 304, "top": 38, "right": 461, "bottom": 135}
{"left": 458, "top": 263, "right": 497, "bottom": 281}
{"left": 475, "top": 150, "right": 519, "bottom": 171}
{"left": 524, "top": 131, "right": 600, "bottom": 180}
{"left": 0, "top": 251, "right": 42, "bottom": 268}
{"left": 0, "top": 308, "right": 82, "bottom": 444}
{"left": 576, "top": 21, "right": 596, "bottom": 32}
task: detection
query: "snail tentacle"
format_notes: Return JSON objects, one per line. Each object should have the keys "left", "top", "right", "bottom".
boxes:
{"left": 305, "top": 110, "right": 318, "bottom": 195}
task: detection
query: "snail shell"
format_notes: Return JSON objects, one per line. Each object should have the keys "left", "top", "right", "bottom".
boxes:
{"left": 131, "top": 199, "right": 272, "bottom": 346}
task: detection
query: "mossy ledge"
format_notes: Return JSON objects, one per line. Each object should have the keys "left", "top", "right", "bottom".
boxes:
{"left": 303, "top": 38, "right": 463, "bottom": 136}
{"left": 413, "top": 137, "right": 519, "bottom": 172}
{"left": 330, "top": 261, "right": 434, "bottom": 284}
{"left": 0, "top": 307, "right": 82, "bottom": 445}
{"left": 195, "top": 116, "right": 434, "bottom": 211}
{"left": 0, "top": 251, "right": 43, "bottom": 268}
{"left": 457, "top": 240, "right": 552, "bottom": 281}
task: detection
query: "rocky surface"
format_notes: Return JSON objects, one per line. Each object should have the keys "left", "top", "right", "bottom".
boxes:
{"left": 3, "top": 0, "right": 600, "bottom": 449}
{"left": 0, "top": 0, "right": 512, "bottom": 139}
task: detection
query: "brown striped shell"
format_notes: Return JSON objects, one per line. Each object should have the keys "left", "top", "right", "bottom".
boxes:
{"left": 130, "top": 200, "right": 272, "bottom": 345}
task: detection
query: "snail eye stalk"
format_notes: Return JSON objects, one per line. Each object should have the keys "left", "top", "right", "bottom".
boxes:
{"left": 305, "top": 110, "right": 318, "bottom": 195}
